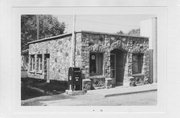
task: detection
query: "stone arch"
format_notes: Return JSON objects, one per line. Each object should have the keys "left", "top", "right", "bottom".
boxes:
{"left": 110, "top": 40, "right": 128, "bottom": 52}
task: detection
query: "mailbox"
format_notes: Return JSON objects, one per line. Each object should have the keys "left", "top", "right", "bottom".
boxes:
{"left": 68, "top": 67, "right": 82, "bottom": 90}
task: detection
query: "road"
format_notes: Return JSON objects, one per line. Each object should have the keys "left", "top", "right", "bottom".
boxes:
{"left": 34, "top": 91, "right": 157, "bottom": 106}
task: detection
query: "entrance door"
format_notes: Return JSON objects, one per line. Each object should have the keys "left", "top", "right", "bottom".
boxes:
{"left": 110, "top": 53, "right": 116, "bottom": 85}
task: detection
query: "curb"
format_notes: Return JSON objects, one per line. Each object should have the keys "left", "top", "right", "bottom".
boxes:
{"left": 104, "top": 88, "right": 157, "bottom": 97}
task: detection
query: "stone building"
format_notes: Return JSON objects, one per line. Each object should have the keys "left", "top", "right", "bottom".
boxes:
{"left": 28, "top": 31, "right": 151, "bottom": 89}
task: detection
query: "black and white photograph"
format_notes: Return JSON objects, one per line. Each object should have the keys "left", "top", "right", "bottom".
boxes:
{"left": 21, "top": 14, "right": 158, "bottom": 106}
{"left": 4, "top": 0, "right": 180, "bottom": 117}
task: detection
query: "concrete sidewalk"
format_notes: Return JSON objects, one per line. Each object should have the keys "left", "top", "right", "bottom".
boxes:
{"left": 87, "top": 83, "right": 157, "bottom": 97}
{"left": 40, "top": 84, "right": 157, "bottom": 106}
{"left": 21, "top": 83, "right": 157, "bottom": 106}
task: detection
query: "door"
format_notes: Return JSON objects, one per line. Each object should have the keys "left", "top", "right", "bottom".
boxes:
{"left": 116, "top": 53, "right": 125, "bottom": 86}
{"left": 110, "top": 54, "right": 116, "bottom": 85}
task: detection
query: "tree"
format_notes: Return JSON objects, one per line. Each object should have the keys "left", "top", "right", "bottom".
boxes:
{"left": 116, "top": 30, "right": 124, "bottom": 35}
{"left": 38, "top": 15, "right": 65, "bottom": 39}
{"left": 127, "top": 28, "right": 140, "bottom": 36}
{"left": 21, "top": 15, "right": 66, "bottom": 50}
{"left": 21, "top": 15, "right": 37, "bottom": 50}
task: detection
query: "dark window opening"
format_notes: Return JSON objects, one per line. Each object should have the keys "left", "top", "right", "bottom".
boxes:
{"left": 44, "top": 54, "right": 50, "bottom": 75}
{"left": 132, "top": 53, "right": 143, "bottom": 74}
{"left": 90, "top": 53, "right": 103, "bottom": 75}
{"left": 30, "top": 55, "right": 35, "bottom": 71}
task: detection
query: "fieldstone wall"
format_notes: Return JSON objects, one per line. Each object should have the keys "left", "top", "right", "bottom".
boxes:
{"left": 80, "top": 32, "right": 149, "bottom": 88}
{"left": 28, "top": 31, "right": 149, "bottom": 88}
{"left": 28, "top": 35, "right": 72, "bottom": 81}
{"left": 75, "top": 33, "right": 82, "bottom": 68}
{"left": 80, "top": 33, "right": 90, "bottom": 79}
{"left": 127, "top": 37, "right": 149, "bottom": 77}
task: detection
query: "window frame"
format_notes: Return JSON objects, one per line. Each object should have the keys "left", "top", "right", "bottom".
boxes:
{"left": 89, "top": 52, "right": 104, "bottom": 76}
{"left": 132, "top": 53, "right": 144, "bottom": 74}
{"left": 30, "top": 55, "right": 35, "bottom": 72}
{"left": 37, "top": 54, "right": 43, "bottom": 74}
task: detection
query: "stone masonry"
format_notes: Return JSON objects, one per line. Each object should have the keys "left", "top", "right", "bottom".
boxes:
{"left": 28, "top": 31, "right": 149, "bottom": 89}
{"left": 28, "top": 34, "right": 72, "bottom": 81}
{"left": 79, "top": 31, "right": 149, "bottom": 89}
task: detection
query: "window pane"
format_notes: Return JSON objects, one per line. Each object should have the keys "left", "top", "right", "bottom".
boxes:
{"left": 138, "top": 54, "right": 143, "bottom": 72}
{"left": 132, "top": 53, "right": 143, "bottom": 74}
{"left": 96, "top": 53, "right": 103, "bottom": 74}
{"left": 30, "top": 55, "right": 35, "bottom": 71}
{"left": 30, "top": 57, "right": 32, "bottom": 71}
{"left": 37, "top": 54, "right": 42, "bottom": 72}
{"left": 90, "top": 54, "right": 96, "bottom": 74}
{"left": 37, "top": 56, "right": 39, "bottom": 71}
{"left": 33, "top": 57, "right": 35, "bottom": 70}
{"left": 40, "top": 57, "right": 42, "bottom": 70}
{"left": 90, "top": 53, "right": 103, "bottom": 75}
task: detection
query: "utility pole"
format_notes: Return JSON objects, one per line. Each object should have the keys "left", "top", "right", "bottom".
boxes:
{"left": 70, "top": 14, "right": 76, "bottom": 67}
{"left": 36, "top": 15, "right": 39, "bottom": 40}
{"left": 68, "top": 14, "right": 76, "bottom": 91}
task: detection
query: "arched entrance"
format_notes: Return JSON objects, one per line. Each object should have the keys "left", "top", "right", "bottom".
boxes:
{"left": 110, "top": 49, "right": 127, "bottom": 86}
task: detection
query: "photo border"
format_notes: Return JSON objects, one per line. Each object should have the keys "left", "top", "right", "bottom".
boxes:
{"left": 0, "top": 0, "right": 170, "bottom": 117}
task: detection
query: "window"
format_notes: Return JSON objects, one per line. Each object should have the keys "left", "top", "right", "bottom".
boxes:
{"left": 90, "top": 53, "right": 103, "bottom": 75}
{"left": 37, "top": 54, "right": 42, "bottom": 72}
{"left": 30, "top": 55, "right": 35, "bottom": 71}
{"left": 132, "top": 53, "right": 143, "bottom": 74}
{"left": 44, "top": 54, "right": 50, "bottom": 79}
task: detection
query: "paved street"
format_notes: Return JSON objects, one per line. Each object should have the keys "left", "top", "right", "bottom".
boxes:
{"left": 41, "top": 91, "right": 157, "bottom": 106}
{"left": 22, "top": 90, "right": 157, "bottom": 106}
{"left": 21, "top": 84, "right": 157, "bottom": 106}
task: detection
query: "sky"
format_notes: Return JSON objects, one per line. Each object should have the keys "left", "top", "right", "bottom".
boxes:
{"left": 56, "top": 15, "right": 156, "bottom": 34}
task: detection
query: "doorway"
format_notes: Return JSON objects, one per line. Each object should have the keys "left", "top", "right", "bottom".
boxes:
{"left": 110, "top": 49, "right": 127, "bottom": 86}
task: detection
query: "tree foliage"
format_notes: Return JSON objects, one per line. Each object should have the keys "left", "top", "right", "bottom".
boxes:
{"left": 116, "top": 30, "right": 124, "bottom": 35}
{"left": 38, "top": 15, "right": 65, "bottom": 39}
{"left": 21, "top": 15, "right": 37, "bottom": 50}
{"left": 127, "top": 28, "right": 140, "bottom": 36}
{"left": 21, "top": 15, "right": 66, "bottom": 50}
{"left": 116, "top": 29, "right": 140, "bottom": 36}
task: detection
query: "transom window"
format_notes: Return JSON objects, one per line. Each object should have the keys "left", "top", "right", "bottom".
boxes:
{"left": 132, "top": 53, "right": 143, "bottom": 74}
{"left": 90, "top": 53, "right": 103, "bottom": 75}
